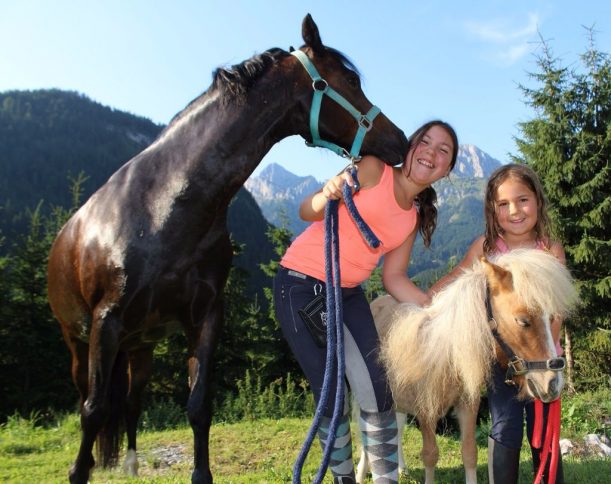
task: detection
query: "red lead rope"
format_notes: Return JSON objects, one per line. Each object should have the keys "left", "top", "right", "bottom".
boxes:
{"left": 531, "top": 398, "right": 561, "bottom": 484}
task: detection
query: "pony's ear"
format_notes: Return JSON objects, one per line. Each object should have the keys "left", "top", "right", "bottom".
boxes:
{"left": 481, "top": 257, "right": 513, "bottom": 292}
{"left": 302, "top": 13, "right": 324, "bottom": 54}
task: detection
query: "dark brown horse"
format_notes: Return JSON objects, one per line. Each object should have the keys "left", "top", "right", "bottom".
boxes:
{"left": 47, "top": 14, "right": 408, "bottom": 484}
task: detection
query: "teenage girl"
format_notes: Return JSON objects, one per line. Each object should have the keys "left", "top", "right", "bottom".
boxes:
{"left": 429, "top": 163, "right": 566, "bottom": 483}
{"left": 274, "top": 120, "right": 458, "bottom": 483}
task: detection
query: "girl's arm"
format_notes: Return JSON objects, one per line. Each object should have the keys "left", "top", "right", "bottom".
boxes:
{"left": 382, "top": 228, "right": 431, "bottom": 306}
{"left": 428, "top": 235, "right": 485, "bottom": 296}
{"left": 298, "top": 156, "right": 383, "bottom": 222}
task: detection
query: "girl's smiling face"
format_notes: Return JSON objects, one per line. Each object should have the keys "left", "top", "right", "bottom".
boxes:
{"left": 495, "top": 178, "right": 539, "bottom": 239}
{"left": 402, "top": 125, "right": 454, "bottom": 186}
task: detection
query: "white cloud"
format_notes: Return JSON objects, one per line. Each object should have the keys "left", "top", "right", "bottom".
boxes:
{"left": 464, "top": 12, "right": 540, "bottom": 66}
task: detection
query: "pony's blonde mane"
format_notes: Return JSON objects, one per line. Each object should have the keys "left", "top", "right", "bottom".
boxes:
{"left": 491, "top": 249, "right": 577, "bottom": 318}
{"left": 380, "top": 248, "right": 577, "bottom": 424}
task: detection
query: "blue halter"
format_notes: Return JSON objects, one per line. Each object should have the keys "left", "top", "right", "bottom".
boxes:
{"left": 291, "top": 50, "right": 381, "bottom": 161}
{"left": 291, "top": 49, "right": 382, "bottom": 484}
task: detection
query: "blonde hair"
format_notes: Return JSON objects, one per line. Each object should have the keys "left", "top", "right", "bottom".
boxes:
{"left": 483, "top": 164, "right": 554, "bottom": 255}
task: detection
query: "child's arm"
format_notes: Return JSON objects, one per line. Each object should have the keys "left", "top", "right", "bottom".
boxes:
{"left": 427, "top": 235, "right": 485, "bottom": 296}
{"left": 382, "top": 229, "right": 431, "bottom": 306}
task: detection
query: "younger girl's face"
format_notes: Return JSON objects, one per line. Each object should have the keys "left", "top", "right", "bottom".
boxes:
{"left": 495, "top": 179, "right": 538, "bottom": 238}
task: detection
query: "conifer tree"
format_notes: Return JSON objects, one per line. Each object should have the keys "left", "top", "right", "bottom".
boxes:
{"left": 513, "top": 29, "right": 610, "bottom": 389}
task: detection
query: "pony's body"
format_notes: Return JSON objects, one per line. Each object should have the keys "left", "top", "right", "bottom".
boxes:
{"left": 47, "top": 15, "right": 409, "bottom": 484}
{"left": 356, "top": 249, "right": 577, "bottom": 484}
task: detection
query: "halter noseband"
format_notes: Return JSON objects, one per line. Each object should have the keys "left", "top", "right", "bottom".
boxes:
{"left": 485, "top": 285, "right": 566, "bottom": 385}
{"left": 291, "top": 49, "right": 381, "bottom": 161}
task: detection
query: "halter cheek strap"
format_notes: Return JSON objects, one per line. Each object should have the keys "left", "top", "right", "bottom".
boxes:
{"left": 291, "top": 49, "right": 381, "bottom": 160}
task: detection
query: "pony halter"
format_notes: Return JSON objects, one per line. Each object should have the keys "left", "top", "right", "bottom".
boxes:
{"left": 485, "top": 285, "right": 566, "bottom": 385}
{"left": 291, "top": 49, "right": 381, "bottom": 161}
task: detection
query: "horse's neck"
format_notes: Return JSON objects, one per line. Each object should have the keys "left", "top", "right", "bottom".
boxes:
{"left": 151, "top": 89, "right": 297, "bottom": 195}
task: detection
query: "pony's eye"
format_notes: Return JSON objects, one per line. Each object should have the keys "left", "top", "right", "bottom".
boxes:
{"left": 515, "top": 317, "right": 530, "bottom": 327}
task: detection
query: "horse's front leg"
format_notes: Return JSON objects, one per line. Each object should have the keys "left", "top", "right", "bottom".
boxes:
{"left": 188, "top": 297, "right": 224, "bottom": 484}
{"left": 418, "top": 417, "right": 439, "bottom": 484}
{"left": 122, "top": 346, "right": 154, "bottom": 477}
{"left": 455, "top": 399, "right": 479, "bottom": 484}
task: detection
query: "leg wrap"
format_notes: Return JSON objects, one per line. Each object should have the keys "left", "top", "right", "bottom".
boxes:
{"left": 318, "top": 414, "right": 355, "bottom": 480}
{"left": 359, "top": 408, "right": 398, "bottom": 484}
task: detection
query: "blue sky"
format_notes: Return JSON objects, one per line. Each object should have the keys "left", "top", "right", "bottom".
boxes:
{"left": 1, "top": 0, "right": 609, "bottom": 181}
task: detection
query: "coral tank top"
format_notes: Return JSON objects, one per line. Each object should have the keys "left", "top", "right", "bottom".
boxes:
{"left": 281, "top": 164, "right": 418, "bottom": 287}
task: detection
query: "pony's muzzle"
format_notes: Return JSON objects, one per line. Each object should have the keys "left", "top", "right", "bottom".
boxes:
{"left": 526, "top": 370, "right": 565, "bottom": 402}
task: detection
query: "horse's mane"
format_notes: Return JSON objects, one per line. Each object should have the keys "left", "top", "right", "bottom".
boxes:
{"left": 212, "top": 47, "right": 288, "bottom": 102}
{"left": 381, "top": 248, "right": 577, "bottom": 424}
{"left": 161, "top": 46, "right": 358, "bottom": 137}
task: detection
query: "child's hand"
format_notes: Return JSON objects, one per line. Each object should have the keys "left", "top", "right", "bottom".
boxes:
{"left": 322, "top": 172, "right": 354, "bottom": 200}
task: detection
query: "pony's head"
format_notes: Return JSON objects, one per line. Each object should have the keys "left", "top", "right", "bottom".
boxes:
{"left": 483, "top": 249, "right": 578, "bottom": 402}
{"left": 291, "top": 14, "right": 409, "bottom": 165}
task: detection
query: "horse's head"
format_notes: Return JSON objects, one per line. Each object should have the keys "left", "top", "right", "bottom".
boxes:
{"left": 482, "top": 251, "right": 577, "bottom": 402}
{"left": 291, "top": 14, "right": 408, "bottom": 165}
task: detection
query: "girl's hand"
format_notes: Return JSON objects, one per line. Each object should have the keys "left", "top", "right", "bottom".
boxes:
{"left": 322, "top": 171, "right": 354, "bottom": 200}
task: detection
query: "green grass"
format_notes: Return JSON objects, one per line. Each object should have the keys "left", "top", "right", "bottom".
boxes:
{"left": 1, "top": 413, "right": 610, "bottom": 483}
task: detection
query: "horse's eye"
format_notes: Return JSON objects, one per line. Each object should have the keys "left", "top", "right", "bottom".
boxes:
{"left": 515, "top": 317, "right": 530, "bottom": 327}
{"left": 347, "top": 73, "right": 360, "bottom": 88}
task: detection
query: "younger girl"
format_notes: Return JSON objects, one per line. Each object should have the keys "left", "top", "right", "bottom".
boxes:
{"left": 429, "top": 163, "right": 566, "bottom": 483}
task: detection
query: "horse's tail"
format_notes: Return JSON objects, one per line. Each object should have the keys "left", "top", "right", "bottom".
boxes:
{"left": 97, "top": 350, "right": 128, "bottom": 468}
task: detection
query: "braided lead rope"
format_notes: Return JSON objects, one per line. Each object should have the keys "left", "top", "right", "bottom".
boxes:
{"left": 292, "top": 166, "right": 381, "bottom": 483}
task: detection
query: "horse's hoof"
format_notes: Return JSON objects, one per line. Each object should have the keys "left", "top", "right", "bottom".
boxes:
{"left": 68, "top": 466, "right": 90, "bottom": 484}
{"left": 191, "top": 468, "right": 213, "bottom": 484}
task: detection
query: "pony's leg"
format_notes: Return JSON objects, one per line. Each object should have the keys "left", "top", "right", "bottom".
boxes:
{"left": 355, "top": 444, "right": 369, "bottom": 483}
{"left": 418, "top": 417, "right": 439, "bottom": 484}
{"left": 354, "top": 398, "right": 369, "bottom": 483}
{"left": 187, "top": 298, "right": 224, "bottom": 484}
{"left": 456, "top": 400, "right": 479, "bottom": 484}
{"left": 122, "top": 346, "right": 154, "bottom": 476}
{"left": 396, "top": 411, "right": 407, "bottom": 476}
{"left": 69, "top": 314, "right": 121, "bottom": 484}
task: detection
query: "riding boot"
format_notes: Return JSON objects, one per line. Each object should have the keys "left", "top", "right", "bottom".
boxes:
{"left": 532, "top": 447, "right": 565, "bottom": 484}
{"left": 488, "top": 436, "right": 520, "bottom": 484}
{"left": 317, "top": 414, "right": 356, "bottom": 482}
{"left": 359, "top": 408, "right": 399, "bottom": 484}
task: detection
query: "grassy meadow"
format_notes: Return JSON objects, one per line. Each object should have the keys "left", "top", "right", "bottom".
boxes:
{"left": 1, "top": 410, "right": 610, "bottom": 483}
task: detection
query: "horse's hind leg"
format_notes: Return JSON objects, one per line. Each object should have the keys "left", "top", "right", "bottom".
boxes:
{"left": 69, "top": 314, "right": 121, "bottom": 484}
{"left": 456, "top": 400, "right": 479, "bottom": 484}
{"left": 122, "top": 346, "right": 154, "bottom": 477}
{"left": 418, "top": 417, "right": 439, "bottom": 484}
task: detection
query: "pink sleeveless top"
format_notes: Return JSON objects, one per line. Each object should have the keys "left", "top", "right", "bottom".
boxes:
{"left": 281, "top": 164, "right": 418, "bottom": 287}
{"left": 493, "top": 238, "right": 563, "bottom": 355}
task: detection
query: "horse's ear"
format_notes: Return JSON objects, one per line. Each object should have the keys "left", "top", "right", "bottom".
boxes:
{"left": 481, "top": 257, "right": 513, "bottom": 291}
{"left": 302, "top": 13, "right": 324, "bottom": 54}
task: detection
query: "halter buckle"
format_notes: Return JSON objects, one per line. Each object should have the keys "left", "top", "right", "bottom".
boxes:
{"left": 358, "top": 114, "right": 373, "bottom": 132}
{"left": 508, "top": 357, "right": 528, "bottom": 376}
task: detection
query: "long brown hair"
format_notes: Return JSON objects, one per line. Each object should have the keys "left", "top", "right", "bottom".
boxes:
{"left": 483, "top": 163, "right": 554, "bottom": 255}
{"left": 407, "top": 120, "right": 459, "bottom": 247}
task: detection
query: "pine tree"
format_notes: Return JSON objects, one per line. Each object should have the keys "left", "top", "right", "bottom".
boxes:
{"left": 513, "top": 28, "right": 610, "bottom": 390}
